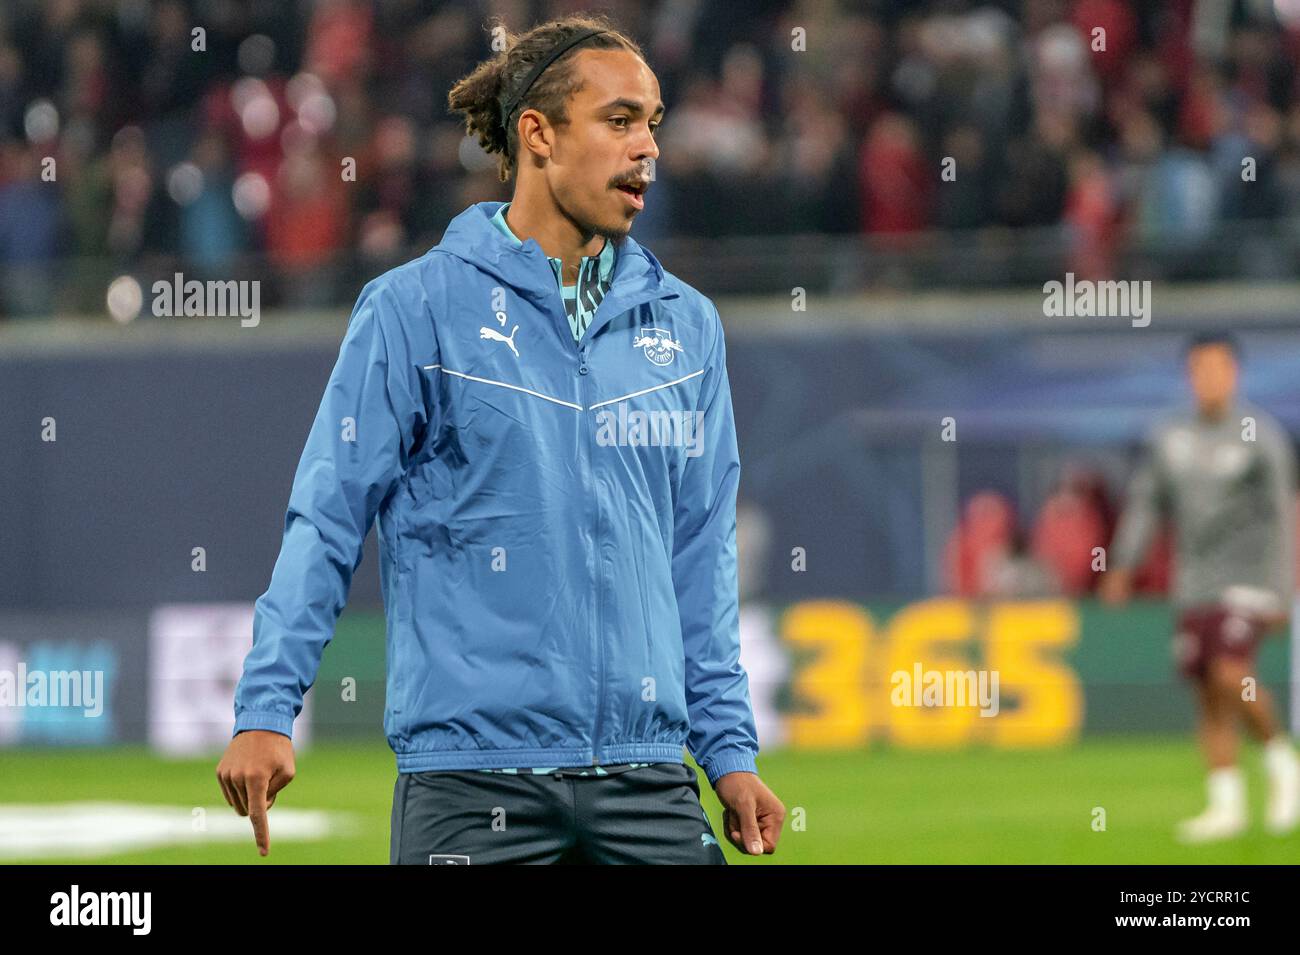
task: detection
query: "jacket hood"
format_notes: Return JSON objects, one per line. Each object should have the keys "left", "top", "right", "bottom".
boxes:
{"left": 433, "top": 200, "right": 677, "bottom": 311}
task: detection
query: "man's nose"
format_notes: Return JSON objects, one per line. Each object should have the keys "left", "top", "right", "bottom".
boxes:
{"left": 634, "top": 131, "right": 659, "bottom": 166}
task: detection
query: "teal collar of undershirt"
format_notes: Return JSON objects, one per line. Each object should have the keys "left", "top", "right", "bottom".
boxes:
{"left": 490, "top": 201, "right": 615, "bottom": 288}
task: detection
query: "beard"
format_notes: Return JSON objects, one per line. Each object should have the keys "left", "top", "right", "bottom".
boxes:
{"left": 592, "top": 217, "right": 632, "bottom": 242}
{"left": 577, "top": 203, "right": 632, "bottom": 244}
{"left": 556, "top": 184, "right": 634, "bottom": 245}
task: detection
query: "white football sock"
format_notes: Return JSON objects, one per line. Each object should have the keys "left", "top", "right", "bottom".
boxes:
{"left": 1264, "top": 735, "right": 1297, "bottom": 777}
{"left": 1207, "top": 766, "right": 1245, "bottom": 814}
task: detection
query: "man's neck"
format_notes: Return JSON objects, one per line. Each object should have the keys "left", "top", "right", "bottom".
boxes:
{"left": 504, "top": 192, "right": 606, "bottom": 287}
{"left": 1197, "top": 399, "right": 1234, "bottom": 423}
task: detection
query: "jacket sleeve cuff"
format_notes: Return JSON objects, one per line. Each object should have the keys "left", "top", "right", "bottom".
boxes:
{"left": 702, "top": 748, "right": 758, "bottom": 787}
{"left": 232, "top": 710, "right": 296, "bottom": 739}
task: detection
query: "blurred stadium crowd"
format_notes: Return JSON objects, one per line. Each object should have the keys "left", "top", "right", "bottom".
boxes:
{"left": 1, "top": 0, "right": 1299, "bottom": 317}
{"left": 943, "top": 470, "right": 1165, "bottom": 599}
{"left": 942, "top": 473, "right": 1300, "bottom": 601}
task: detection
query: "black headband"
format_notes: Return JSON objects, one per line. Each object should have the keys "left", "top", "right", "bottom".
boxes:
{"left": 500, "top": 28, "right": 609, "bottom": 130}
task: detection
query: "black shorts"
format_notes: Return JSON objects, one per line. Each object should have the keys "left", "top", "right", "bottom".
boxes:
{"left": 389, "top": 761, "right": 728, "bottom": 865}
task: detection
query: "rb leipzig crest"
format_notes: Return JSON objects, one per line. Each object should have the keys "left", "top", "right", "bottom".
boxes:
{"left": 632, "top": 327, "right": 684, "bottom": 366}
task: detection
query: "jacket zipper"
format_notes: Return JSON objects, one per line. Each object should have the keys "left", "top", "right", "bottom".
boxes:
{"left": 581, "top": 339, "right": 605, "bottom": 766}
{"left": 549, "top": 259, "right": 660, "bottom": 767}
{"left": 562, "top": 276, "right": 604, "bottom": 767}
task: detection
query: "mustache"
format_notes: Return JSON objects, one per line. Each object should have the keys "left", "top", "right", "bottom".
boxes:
{"left": 612, "top": 162, "right": 653, "bottom": 188}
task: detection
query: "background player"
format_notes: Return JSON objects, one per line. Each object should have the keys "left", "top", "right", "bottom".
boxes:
{"left": 1101, "top": 332, "right": 1300, "bottom": 842}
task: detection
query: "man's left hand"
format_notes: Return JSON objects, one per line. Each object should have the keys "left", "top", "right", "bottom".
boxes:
{"left": 714, "top": 772, "right": 785, "bottom": 856}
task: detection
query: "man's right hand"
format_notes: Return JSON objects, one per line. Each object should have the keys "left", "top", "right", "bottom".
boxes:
{"left": 1098, "top": 567, "right": 1133, "bottom": 606}
{"left": 216, "top": 729, "right": 296, "bottom": 857}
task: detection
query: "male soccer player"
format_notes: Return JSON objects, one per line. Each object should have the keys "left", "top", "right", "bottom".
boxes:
{"left": 216, "top": 14, "right": 785, "bottom": 864}
{"left": 1101, "top": 332, "right": 1300, "bottom": 842}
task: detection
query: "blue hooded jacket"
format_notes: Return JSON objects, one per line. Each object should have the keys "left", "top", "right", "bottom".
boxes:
{"left": 232, "top": 200, "right": 760, "bottom": 785}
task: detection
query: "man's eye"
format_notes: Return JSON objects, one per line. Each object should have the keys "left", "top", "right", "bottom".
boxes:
{"left": 610, "top": 116, "right": 629, "bottom": 128}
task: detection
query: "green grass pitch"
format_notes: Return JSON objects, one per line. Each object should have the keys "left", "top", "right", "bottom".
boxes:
{"left": 2, "top": 737, "right": 1296, "bottom": 863}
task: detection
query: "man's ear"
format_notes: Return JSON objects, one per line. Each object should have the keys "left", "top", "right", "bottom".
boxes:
{"left": 517, "top": 108, "right": 554, "bottom": 162}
